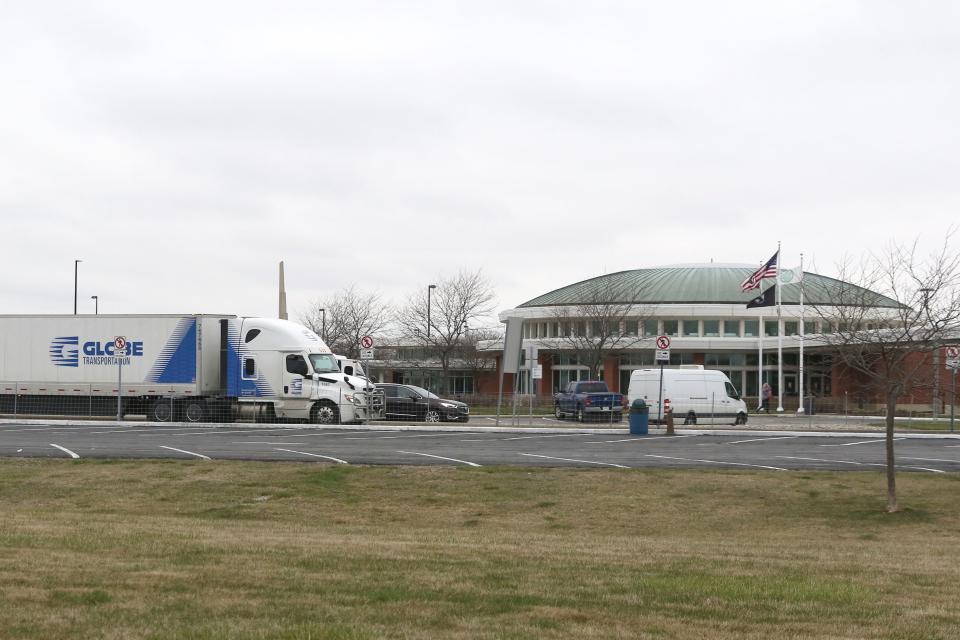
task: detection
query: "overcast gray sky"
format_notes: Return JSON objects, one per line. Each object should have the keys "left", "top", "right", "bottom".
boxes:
{"left": 2, "top": 1, "right": 958, "bottom": 324}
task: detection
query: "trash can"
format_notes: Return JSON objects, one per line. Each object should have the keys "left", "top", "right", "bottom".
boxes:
{"left": 629, "top": 399, "right": 649, "bottom": 435}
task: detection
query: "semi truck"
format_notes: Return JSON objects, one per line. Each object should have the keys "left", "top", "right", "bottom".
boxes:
{"left": 0, "top": 314, "right": 383, "bottom": 424}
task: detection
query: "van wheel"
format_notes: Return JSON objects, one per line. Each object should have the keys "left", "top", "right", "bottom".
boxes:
{"left": 312, "top": 401, "right": 340, "bottom": 425}
{"left": 735, "top": 412, "right": 748, "bottom": 426}
{"left": 683, "top": 411, "right": 697, "bottom": 425}
{"left": 150, "top": 400, "right": 174, "bottom": 422}
{"left": 554, "top": 405, "right": 564, "bottom": 419}
{"left": 183, "top": 400, "right": 206, "bottom": 423}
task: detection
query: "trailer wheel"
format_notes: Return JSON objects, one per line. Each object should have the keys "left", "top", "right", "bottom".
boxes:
{"left": 683, "top": 411, "right": 697, "bottom": 425}
{"left": 312, "top": 401, "right": 340, "bottom": 425}
{"left": 149, "top": 400, "right": 174, "bottom": 422}
{"left": 183, "top": 400, "right": 206, "bottom": 423}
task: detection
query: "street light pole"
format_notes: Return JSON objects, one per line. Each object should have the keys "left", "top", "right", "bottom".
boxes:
{"left": 74, "top": 259, "right": 82, "bottom": 314}
{"left": 319, "top": 308, "right": 326, "bottom": 342}
{"left": 91, "top": 295, "right": 98, "bottom": 314}
{"left": 427, "top": 284, "right": 437, "bottom": 338}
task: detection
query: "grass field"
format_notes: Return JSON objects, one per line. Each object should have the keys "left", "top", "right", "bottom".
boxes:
{"left": 1, "top": 460, "right": 959, "bottom": 639}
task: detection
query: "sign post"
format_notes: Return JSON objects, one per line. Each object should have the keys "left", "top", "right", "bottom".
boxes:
{"left": 114, "top": 336, "right": 127, "bottom": 421}
{"left": 655, "top": 335, "right": 671, "bottom": 423}
{"left": 947, "top": 346, "right": 960, "bottom": 433}
{"left": 359, "top": 336, "right": 375, "bottom": 381}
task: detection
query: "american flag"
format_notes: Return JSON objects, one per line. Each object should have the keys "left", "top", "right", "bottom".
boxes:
{"left": 740, "top": 251, "right": 779, "bottom": 292}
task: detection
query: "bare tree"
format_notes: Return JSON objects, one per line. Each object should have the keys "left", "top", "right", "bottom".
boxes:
{"left": 395, "top": 270, "right": 497, "bottom": 393}
{"left": 300, "top": 285, "right": 393, "bottom": 358}
{"left": 554, "top": 279, "right": 650, "bottom": 379}
{"left": 808, "top": 238, "right": 960, "bottom": 513}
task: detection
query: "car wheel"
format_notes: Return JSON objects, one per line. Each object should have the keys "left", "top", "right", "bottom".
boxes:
{"left": 312, "top": 401, "right": 340, "bottom": 425}
{"left": 183, "top": 400, "right": 206, "bottom": 423}
{"left": 577, "top": 408, "right": 585, "bottom": 423}
{"left": 554, "top": 405, "right": 563, "bottom": 419}
{"left": 424, "top": 409, "right": 441, "bottom": 423}
{"left": 150, "top": 400, "right": 174, "bottom": 422}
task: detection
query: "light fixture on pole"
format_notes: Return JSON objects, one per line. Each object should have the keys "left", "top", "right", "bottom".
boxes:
{"left": 427, "top": 284, "right": 437, "bottom": 338}
{"left": 74, "top": 259, "right": 82, "bottom": 314}
{"left": 91, "top": 295, "right": 98, "bottom": 315}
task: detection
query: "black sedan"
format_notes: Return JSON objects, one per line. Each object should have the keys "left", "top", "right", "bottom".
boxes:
{"left": 375, "top": 383, "right": 470, "bottom": 423}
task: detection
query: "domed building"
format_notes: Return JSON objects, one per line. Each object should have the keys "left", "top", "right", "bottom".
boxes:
{"left": 495, "top": 264, "right": 902, "bottom": 409}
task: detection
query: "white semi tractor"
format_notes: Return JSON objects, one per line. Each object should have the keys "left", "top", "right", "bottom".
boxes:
{"left": 0, "top": 314, "right": 382, "bottom": 423}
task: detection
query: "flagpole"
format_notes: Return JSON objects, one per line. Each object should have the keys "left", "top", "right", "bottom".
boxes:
{"left": 796, "top": 252, "right": 805, "bottom": 415}
{"left": 776, "top": 241, "right": 784, "bottom": 413}
{"left": 757, "top": 312, "right": 763, "bottom": 411}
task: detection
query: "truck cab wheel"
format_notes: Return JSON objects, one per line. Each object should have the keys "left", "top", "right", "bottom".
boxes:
{"left": 312, "top": 401, "right": 340, "bottom": 425}
{"left": 183, "top": 400, "right": 206, "bottom": 423}
{"left": 683, "top": 411, "right": 697, "bottom": 425}
{"left": 150, "top": 400, "right": 174, "bottom": 422}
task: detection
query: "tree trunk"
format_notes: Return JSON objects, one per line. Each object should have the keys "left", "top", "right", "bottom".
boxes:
{"left": 885, "top": 393, "right": 898, "bottom": 513}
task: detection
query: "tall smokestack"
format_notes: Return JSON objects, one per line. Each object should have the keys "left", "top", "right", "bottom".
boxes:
{"left": 278, "top": 261, "right": 288, "bottom": 320}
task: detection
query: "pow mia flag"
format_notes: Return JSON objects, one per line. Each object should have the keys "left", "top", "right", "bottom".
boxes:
{"left": 746, "top": 285, "right": 777, "bottom": 309}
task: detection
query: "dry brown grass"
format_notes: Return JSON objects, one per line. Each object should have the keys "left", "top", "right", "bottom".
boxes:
{"left": 1, "top": 459, "right": 959, "bottom": 639}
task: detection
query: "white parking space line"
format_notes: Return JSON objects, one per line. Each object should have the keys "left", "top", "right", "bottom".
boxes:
{"left": 646, "top": 454, "right": 787, "bottom": 471}
{"left": 520, "top": 453, "right": 629, "bottom": 468}
{"left": 777, "top": 456, "right": 945, "bottom": 473}
{"left": 49, "top": 444, "right": 80, "bottom": 459}
{"left": 159, "top": 446, "right": 211, "bottom": 460}
{"left": 585, "top": 435, "right": 694, "bottom": 444}
{"left": 724, "top": 436, "right": 799, "bottom": 445}
{"left": 232, "top": 442, "right": 306, "bottom": 445}
{"left": 899, "top": 456, "right": 959, "bottom": 464}
{"left": 396, "top": 451, "right": 481, "bottom": 467}
{"left": 821, "top": 438, "right": 905, "bottom": 447}
{"left": 274, "top": 448, "right": 348, "bottom": 464}
{"left": 502, "top": 433, "right": 588, "bottom": 441}
{"left": 459, "top": 439, "right": 487, "bottom": 442}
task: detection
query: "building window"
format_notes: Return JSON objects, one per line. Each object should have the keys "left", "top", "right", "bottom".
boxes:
{"left": 702, "top": 320, "right": 720, "bottom": 337}
{"left": 722, "top": 320, "right": 740, "bottom": 337}
{"left": 784, "top": 321, "right": 798, "bottom": 336}
{"left": 663, "top": 320, "right": 679, "bottom": 336}
{"left": 804, "top": 321, "right": 817, "bottom": 335}
{"left": 765, "top": 321, "right": 779, "bottom": 336}
{"left": 669, "top": 352, "right": 694, "bottom": 365}
{"left": 743, "top": 320, "right": 759, "bottom": 337}
{"left": 682, "top": 320, "right": 699, "bottom": 337}
{"left": 624, "top": 320, "right": 639, "bottom": 336}
{"left": 619, "top": 352, "right": 654, "bottom": 366}
{"left": 643, "top": 319, "right": 659, "bottom": 336}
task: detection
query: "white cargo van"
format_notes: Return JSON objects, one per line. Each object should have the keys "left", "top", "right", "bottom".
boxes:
{"left": 626, "top": 366, "right": 748, "bottom": 426}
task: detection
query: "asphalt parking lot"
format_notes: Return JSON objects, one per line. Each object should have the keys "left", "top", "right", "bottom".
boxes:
{"left": 3, "top": 418, "right": 959, "bottom": 472}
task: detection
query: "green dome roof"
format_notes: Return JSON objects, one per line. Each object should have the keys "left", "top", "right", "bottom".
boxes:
{"left": 517, "top": 265, "right": 900, "bottom": 308}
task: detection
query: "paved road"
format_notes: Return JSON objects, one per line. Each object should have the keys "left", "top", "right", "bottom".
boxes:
{"left": 2, "top": 420, "right": 959, "bottom": 472}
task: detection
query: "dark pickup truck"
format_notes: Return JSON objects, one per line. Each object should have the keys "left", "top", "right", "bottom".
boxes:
{"left": 554, "top": 381, "right": 624, "bottom": 422}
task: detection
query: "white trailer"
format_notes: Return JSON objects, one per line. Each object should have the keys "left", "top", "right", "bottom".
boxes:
{"left": 0, "top": 314, "right": 381, "bottom": 423}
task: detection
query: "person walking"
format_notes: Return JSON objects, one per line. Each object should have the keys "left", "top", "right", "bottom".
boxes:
{"left": 760, "top": 382, "right": 772, "bottom": 413}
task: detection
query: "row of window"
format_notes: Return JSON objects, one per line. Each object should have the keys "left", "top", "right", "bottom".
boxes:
{"left": 523, "top": 318, "right": 877, "bottom": 339}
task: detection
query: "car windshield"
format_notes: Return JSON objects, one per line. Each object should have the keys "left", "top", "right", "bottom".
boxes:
{"left": 406, "top": 385, "right": 440, "bottom": 399}
{"left": 308, "top": 353, "right": 340, "bottom": 374}
{"left": 578, "top": 383, "right": 608, "bottom": 393}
